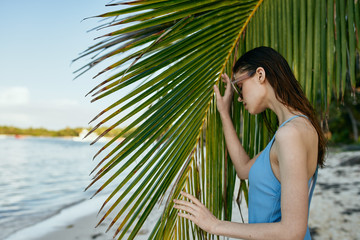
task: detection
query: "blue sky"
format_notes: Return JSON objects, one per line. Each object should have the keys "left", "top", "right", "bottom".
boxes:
{"left": 0, "top": 1, "right": 131, "bottom": 130}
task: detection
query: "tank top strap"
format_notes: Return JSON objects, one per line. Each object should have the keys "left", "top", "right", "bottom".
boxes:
{"left": 308, "top": 165, "right": 318, "bottom": 198}
{"left": 278, "top": 114, "right": 308, "bottom": 129}
{"left": 268, "top": 114, "right": 309, "bottom": 146}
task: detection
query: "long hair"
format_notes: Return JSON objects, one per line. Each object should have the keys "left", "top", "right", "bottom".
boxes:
{"left": 233, "top": 46, "right": 326, "bottom": 167}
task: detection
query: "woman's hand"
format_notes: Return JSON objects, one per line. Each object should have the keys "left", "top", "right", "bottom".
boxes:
{"left": 173, "top": 191, "right": 220, "bottom": 235}
{"left": 213, "top": 73, "right": 233, "bottom": 116}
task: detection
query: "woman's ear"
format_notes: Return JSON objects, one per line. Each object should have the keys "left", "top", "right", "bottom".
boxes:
{"left": 256, "top": 67, "right": 266, "bottom": 84}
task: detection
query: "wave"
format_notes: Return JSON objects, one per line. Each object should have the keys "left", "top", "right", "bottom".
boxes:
{"left": 4, "top": 196, "right": 107, "bottom": 240}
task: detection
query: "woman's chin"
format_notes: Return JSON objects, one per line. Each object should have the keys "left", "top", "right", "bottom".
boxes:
{"left": 244, "top": 104, "right": 253, "bottom": 114}
{"left": 245, "top": 105, "right": 262, "bottom": 115}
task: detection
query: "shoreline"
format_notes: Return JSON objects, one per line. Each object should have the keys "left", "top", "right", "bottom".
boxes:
{"left": 5, "top": 196, "right": 109, "bottom": 240}
{"left": 5, "top": 196, "right": 107, "bottom": 240}
{"left": 4, "top": 194, "right": 170, "bottom": 240}
{"left": 0, "top": 134, "right": 124, "bottom": 144}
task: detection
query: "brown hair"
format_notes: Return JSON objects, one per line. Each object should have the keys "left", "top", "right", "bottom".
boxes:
{"left": 233, "top": 46, "right": 326, "bottom": 167}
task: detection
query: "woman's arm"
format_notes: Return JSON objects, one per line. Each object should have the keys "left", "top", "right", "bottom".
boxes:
{"left": 213, "top": 74, "right": 257, "bottom": 179}
{"left": 173, "top": 126, "right": 310, "bottom": 240}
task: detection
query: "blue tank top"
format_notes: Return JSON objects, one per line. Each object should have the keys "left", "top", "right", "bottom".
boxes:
{"left": 248, "top": 115, "right": 318, "bottom": 240}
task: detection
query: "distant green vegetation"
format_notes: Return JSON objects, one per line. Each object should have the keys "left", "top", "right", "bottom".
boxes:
{"left": 327, "top": 99, "right": 360, "bottom": 144}
{"left": 0, "top": 126, "right": 82, "bottom": 137}
{"left": 0, "top": 126, "right": 136, "bottom": 138}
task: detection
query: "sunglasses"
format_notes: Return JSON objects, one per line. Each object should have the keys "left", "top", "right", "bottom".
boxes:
{"left": 230, "top": 71, "right": 255, "bottom": 98}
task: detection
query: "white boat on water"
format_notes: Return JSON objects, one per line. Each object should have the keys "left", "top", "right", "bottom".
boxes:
{"left": 72, "top": 129, "right": 108, "bottom": 143}
{"left": 0, "top": 134, "right": 8, "bottom": 139}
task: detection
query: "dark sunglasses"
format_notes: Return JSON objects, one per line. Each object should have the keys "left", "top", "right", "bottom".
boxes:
{"left": 230, "top": 71, "right": 255, "bottom": 98}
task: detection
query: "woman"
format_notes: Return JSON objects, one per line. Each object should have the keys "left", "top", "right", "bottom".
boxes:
{"left": 173, "top": 46, "right": 326, "bottom": 240}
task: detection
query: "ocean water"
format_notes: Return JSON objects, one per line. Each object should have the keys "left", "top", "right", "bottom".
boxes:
{"left": 0, "top": 136, "right": 118, "bottom": 240}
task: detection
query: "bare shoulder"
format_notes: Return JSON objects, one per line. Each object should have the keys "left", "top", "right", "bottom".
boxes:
{"left": 275, "top": 117, "right": 317, "bottom": 146}
{"left": 274, "top": 117, "right": 318, "bottom": 177}
{"left": 271, "top": 116, "right": 319, "bottom": 181}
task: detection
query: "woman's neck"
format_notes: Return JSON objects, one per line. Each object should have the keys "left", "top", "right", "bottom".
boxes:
{"left": 267, "top": 97, "right": 302, "bottom": 126}
{"left": 264, "top": 81, "right": 303, "bottom": 125}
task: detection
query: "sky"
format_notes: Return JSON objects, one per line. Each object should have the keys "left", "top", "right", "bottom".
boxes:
{"left": 0, "top": 0, "right": 132, "bottom": 130}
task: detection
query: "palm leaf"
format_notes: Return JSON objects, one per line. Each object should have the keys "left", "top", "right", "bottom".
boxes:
{"left": 76, "top": 0, "right": 359, "bottom": 239}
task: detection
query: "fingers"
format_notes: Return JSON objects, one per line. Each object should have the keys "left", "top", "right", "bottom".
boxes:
{"left": 213, "top": 85, "right": 221, "bottom": 99}
{"left": 173, "top": 192, "right": 217, "bottom": 233}
{"left": 214, "top": 73, "right": 233, "bottom": 98}
{"left": 221, "top": 73, "right": 233, "bottom": 97}
{"left": 173, "top": 199, "right": 197, "bottom": 212}
{"left": 177, "top": 212, "right": 196, "bottom": 222}
{"left": 173, "top": 202, "right": 196, "bottom": 216}
{"left": 221, "top": 73, "right": 230, "bottom": 83}
{"left": 179, "top": 191, "right": 202, "bottom": 206}
{"left": 173, "top": 193, "right": 199, "bottom": 220}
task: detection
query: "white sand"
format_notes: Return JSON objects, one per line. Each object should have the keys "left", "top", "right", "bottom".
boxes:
{"left": 308, "top": 150, "right": 360, "bottom": 240}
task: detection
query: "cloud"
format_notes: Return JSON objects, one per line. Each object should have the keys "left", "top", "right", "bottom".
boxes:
{"left": 52, "top": 99, "right": 80, "bottom": 107}
{"left": 0, "top": 87, "right": 30, "bottom": 106}
{"left": 0, "top": 89, "right": 130, "bottom": 129}
{"left": 0, "top": 98, "right": 100, "bottom": 130}
{"left": 0, "top": 112, "right": 31, "bottom": 127}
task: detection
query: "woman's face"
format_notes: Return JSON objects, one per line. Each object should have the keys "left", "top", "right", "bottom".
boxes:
{"left": 233, "top": 68, "right": 267, "bottom": 114}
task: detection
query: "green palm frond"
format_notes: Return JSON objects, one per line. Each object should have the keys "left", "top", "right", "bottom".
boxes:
{"left": 76, "top": 0, "right": 359, "bottom": 239}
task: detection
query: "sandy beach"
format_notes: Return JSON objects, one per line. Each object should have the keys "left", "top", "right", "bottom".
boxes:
{"left": 308, "top": 150, "right": 360, "bottom": 240}
{"left": 6, "top": 150, "right": 360, "bottom": 240}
